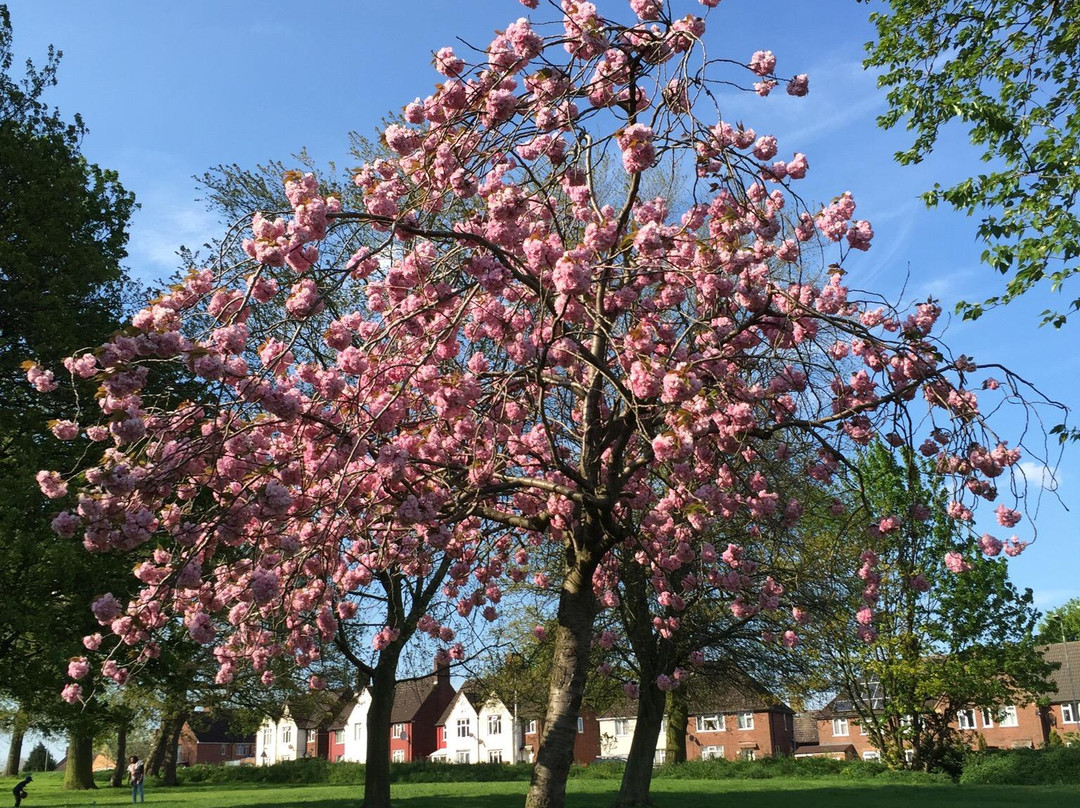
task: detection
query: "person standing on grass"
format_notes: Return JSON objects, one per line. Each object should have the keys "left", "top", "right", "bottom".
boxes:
{"left": 128, "top": 755, "right": 145, "bottom": 803}
{"left": 11, "top": 774, "right": 31, "bottom": 807}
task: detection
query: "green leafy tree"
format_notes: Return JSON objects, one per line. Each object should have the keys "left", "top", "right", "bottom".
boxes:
{"left": 0, "top": 4, "right": 136, "bottom": 787}
{"left": 1036, "top": 597, "right": 1080, "bottom": 643}
{"left": 863, "top": 0, "right": 1080, "bottom": 326}
{"left": 811, "top": 443, "right": 1051, "bottom": 772}
{"left": 22, "top": 742, "right": 56, "bottom": 772}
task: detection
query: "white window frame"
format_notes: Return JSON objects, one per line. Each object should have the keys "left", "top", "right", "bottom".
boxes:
{"left": 957, "top": 709, "right": 977, "bottom": 730}
{"left": 392, "top": 723, "right": 405, "bottom": 739}
{"left": 980, "top": 708, "right": 995, "bottom": 729}
{"left": 1062, "top": 702, "right": 1079, "bottom": 723}
{"left": 354, "top": 723, "right": 363, "bottom": 741}
{"left": 488, "top": 714, "right": 502, "bottom": 735}
{"left": 392, "top": 749, "right": 405, "bottom": 763}
{"left": 577, "top": 716, "right": 584, "bottom": 733}
{"left": 455, "top": 750, "right": 470, "bottom": 764}
{"left": 488, "top": 750, "right": 503, "bottom": 763}
{"left": 832, "top": 718, "right": 849, "bottom": 737}
{"left": 696, "top": 714, "right": 723, "bottom": 732}
{"left": 738, "top": 748, "right": 756, "bottom": 760}
{"left": 859, "top": 721, "right": 868, "bottom": 735}
{"left": 702, "top": 745, "right": 724, "bottom": 760}
{"left": 863, "top": 750, "right": 881, "bottom": 761}
{"left": 737, "top": 712, "right": 754, "bottom": 730}
{"left": 614, "top": 718, "right": 630, "bottom": 737}
{"left": 998, "top": 705, "right": 1019, "bottom": 727}
{"left": 457, "top": 718, "right": 471, "bottom": 738}
{"left": 904, "top": 748, "right": 916, "bottom": 764}
{"left": 525, "top": 720, "right": 537, "bottom": 734}
{"left": 282, "top": 727, "right": 292, "bottom": 745}
{"left": 334, "top": 730, "right": 344, "bottom": 744}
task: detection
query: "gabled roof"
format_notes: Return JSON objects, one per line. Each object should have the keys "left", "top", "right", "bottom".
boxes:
{"left": 287, "top": 690, "right": 355, "bottom": 730}
{"left": 793, "top": 712, "right": 820, "bottom": 745}
{"left": 1040, "top": 641, "right": 1080, "bottom": 703}
{"left": 187, "top": 713, "right": 254, "bottom": 744}
{"left": 435, "top": 680, "right": 497, "bottom": 727}
{"left": 817, "top": 681, "right": 886, "bottom": 718}
{"left": 685, "top": 667, "right": 793, "bottom": 715}
{"left": 391, "top": 675, "right": 440, "bottom": 724}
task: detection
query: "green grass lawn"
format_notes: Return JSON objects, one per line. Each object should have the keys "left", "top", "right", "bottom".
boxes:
{"left": 5, "top": 772, "right": 1079, "bottom": 808}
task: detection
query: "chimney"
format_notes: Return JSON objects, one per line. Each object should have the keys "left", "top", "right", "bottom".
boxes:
{"left": 434, "top": 659, "right": 451, "bottom": 688}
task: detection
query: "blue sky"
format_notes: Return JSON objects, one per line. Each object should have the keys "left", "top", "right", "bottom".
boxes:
{"left": 4, "top": 0, "right": 1077, "bottom": 757}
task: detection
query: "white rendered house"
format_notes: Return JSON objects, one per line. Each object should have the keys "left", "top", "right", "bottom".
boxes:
{"left": 430, "top": 683, "right": 522, "bottom": 764}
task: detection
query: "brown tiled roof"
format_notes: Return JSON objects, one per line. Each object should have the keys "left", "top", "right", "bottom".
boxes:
{"left": 289, "top": 690, "right": 354, "bottom": 730}
{"left": 1040, "top": 641, "right": 1080, "bottom": 703}
{"left": 794, "top": 744, "right": 855, "bottom": 756}
{"left": 390, "top": 676, "right": 438, "bottom": 724}
{"left": 187, "top": 713, "right": 254, "bottom": 744}
{"left": 435, "top": 681, "right": 496, "bottom": 727}
{"left": 685, "top": 668, "right": 793, "bottom": 715}
{"left": 793, "top": 712, "right": 820, "bottom": 745}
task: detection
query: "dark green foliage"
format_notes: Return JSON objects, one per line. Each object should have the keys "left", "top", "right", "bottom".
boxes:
{"left": 960, "top": 746, "right": 1080, "bottom": 785}
{"left": 863, "top": 0, "right": 1080, "bottom": 326}
{"left": 1036, "top": 597, "right": 1080, "bottom": 643}
{"left": 23, "top": 742, "right": 56, "bottom": 772}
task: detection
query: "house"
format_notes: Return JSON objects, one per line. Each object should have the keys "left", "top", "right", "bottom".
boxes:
{"left": 792, "top": 712, "right": 820, "bottom": 751}
{"left": 682, "top": 672, "right": 796, "bottom": 761}
{"left": 179, "top": 712, "right": 256, "bottom": 766}
{"left": 256, "top": 690, "right": 355, "bottom": 764}
{"left": 1042, "top": 640, "right": 1080, "bottom": 739}
{"left": 522, "top": 705, "right": 602, "bottom": 765}
{"left": 597, "top": 702, "right": 667, "bottom": 764}
{"left": 430, "top": 681, "right": 522, "bottom": 764}
{"left": 793, "top": 743, "right": 856, "bottom": 760}
{"left": 814, "top": 679, "right": 1048, "bottom": 760}
{"left": 387, "top": 666, "right": 456, "bottom": 762}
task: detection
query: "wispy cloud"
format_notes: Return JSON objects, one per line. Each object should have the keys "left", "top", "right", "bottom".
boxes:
{"left": 126, "top": 195, "right": 218, "bottom": 286}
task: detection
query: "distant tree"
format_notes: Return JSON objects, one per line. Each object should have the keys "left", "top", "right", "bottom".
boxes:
{"left": 1037, "top": 598, "right": 1080, "bottom": 644}
{"left": 0, "top": 3, "right": 136, "bottom": 788}
{"left": 863, "top": 0, "right": 1080, "bottom": 327}
{"left": 23, "top": 742, "right": 55, "bottom": 772}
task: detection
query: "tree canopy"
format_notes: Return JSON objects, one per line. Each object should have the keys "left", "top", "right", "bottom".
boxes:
{"left": 863, "top": 0, "right": 1080, "bottom": 326}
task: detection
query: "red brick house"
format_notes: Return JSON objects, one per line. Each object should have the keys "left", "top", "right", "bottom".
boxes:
{"left": 178, "top": 712, "right": 256, "bottom": 766}
{"left": 683, "top": 673, "right": 796, "bottom": 761}
{"left": 522, "top": 706, "right": 602, "bottom": 765}
{"left": 1041, "top": 640, "right": 1080, "bottom": 740}
{"left": 387, "top": 666, "right": 455, "bottom": 763}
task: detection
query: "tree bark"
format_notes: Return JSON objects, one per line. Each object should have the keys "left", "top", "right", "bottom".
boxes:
{"left": 3, "top": 708, "right": 27, "bottom": 776}
{"left": 665, "top": 688, "right": 688, "bottom": 765}
{"left": 525, "top": 555, "right": 598, "bottom": 808}
{"left": 110, "top": 722, "right": 128, "bottom": 787}
{"left": 161, "top": 710, "right": 188, "bottom": 786}
{"left": 63, "top": 725, "right": 97, "bottom": 790}
{"left": 362, "top": 647, "right": 402, "bottom": 808}
{"left": 146, "top": 716, "right": 169, "bottom": 777}
{"left": 616, "top": 679, "right": 666, "bottom": 807}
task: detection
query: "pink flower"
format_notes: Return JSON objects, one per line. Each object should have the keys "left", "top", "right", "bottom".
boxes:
{"left": 51, "top": 420, "right": 80, "bottom": 440}
{"left": 616, "top": 124, "right": 656, "bottom": 174}
{"left": 792, "top": 607, "right": 810, "bottom": 625}
{"left": 944, "top": 551, "right": 972, "bottom": 574}
{"left": 27, "top": 364, "right": 57, "bottom": 392}
{"left": 532, "top": 625, "right": 548, "bottom": 642}
{"left": 978, "top": 533, "right": 1003, "bottom": 557}
{"left": 1004, "top": 538, "right": 1027, "bottom": 557}
{"left": 36, "top": 470, "right": 67, "bottom": 499}
{"left": 994, "top": 505, "right": 1022, "bottom": 528}
{"left": 689, "top": 650, "right": 706, "bottom": 666}
{"left": 786, "top": 74, "right": 809, "bottom": 96}
{"left": 623, "top": 682, "right": 640, "bottom": 699}
{"left": 753, "top": 135, "right": 778, "bottom": 160}
{"left": 782, "top": 630, "right": 799, "bottom": 648}
{"left": 91, "top": 594, "right": 123, "bottom": 624}
{"left": 82, "top": 633, "right": 103, "bottom": 651}
{"left": 68, "top": 657, "right": 91, "bottom": 680}
{"left": 373, "top": 626, "right": 401, "bottom": 651}
{"left": 185, "top": 611, "right": 216, "bottom": 644}
{"left": 61, "top": 683, "right": 82, "bottom": 704}
{"left": 656, "top": 674, "right": 678, "bottom": 691}
{"left": 749, "top": 50, "right": 776, "bottom": 76}
{"left": 309, "top": 675, "right": 326, "bottom": 691}
{"left": 855, "top": 607, "right": 874, "bottom": 626}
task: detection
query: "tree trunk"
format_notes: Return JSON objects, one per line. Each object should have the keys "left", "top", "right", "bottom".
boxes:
{"left": 161, "top": 710, "right": 187, "bottom": 786}
{"left": 63, "top": 725, "right": 97, "bottom": 790}
{"left": 3, "top": 708, "right": 27, "bottom": 776}
{"left": 146, "top": 716, "right": 169, "bottom": 777}
{"left": 525, "top": 556, "right": 598, "bottom": 808}
{"left": 616, "top": 680, "right": 666, "bottom": 807}
{"left": 665, "top": 688, "right": 688, "bottom": 764}
{"left": 110, "top": 723, "right": 128, "bottom": 787}
{"left": 363, "top": 647, "right": 402, "bottom": 808}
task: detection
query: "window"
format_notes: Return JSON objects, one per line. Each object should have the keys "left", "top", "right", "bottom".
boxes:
{"left": 900, "top": 715, "right": 914, "bottom": 729}
{"left": 737, "top": 712, "right": 754, "bottom": 730}
{"left": 1063, "top": 702, "right": 1079, "bottom": 723}
{"left": 859, "top": 722, "right": 868, "bottom": 736}
{"left": 489, "top": 750, "right": 503, "bottom": 763}
{"left": 696, "top": 714, "right": 723, "bottom": 732}
{"left": 262, "top": 729, "right": 272, "bottom": 747}
{"left": 236, "top": 744, "right": 249, "bottom": 756}
{"left": 455, "top": 750, "right": 470, "bottom": 764}
{"left": 702, "top": 745, "right": 724, "bottom": 760}
{"left": 832, "top": 718, "right": 849, "bottom": 737}
{"left": 525, "top": 720, "right": 537, "bottom": 735}
{"left": 577, "top": 716, "right": 584, "bottom": 733}
{"left": 282, "top": 727, "right": 292, "bottom": 745}
{"left": 614, "top": 718, "right": 630, "bottom": 737}
{"left": 957, "top": 709, "right": 977, "bottom": 730}
{"left": 998, "top": 705, "right": 1019, "bottom": 727}
{"left": 488, "top": 714, "right": 502, "bottom": 735}
{"left": 334, "top": 730, "right": 344, "bottom": 744}
{"left": 392, "top": 723, "right": 405, "bottom": 739}
{"left": 980, "top": 708, "right": 995, "bottom": 729}
{"left": 392, "top": 749, "right": 405, "bottom": 763}
{"left": 738, "top": 748, "right": 756, "bottom": 761}
{"left": 354, "top": 723, "right": 363, "bottom": 741}
{"left": 904, "top": 749, "right": 915, "bottom": 764}
{"left": 457, "top": 718, "right": 471, "bottom": 738}
{"left": 862, "top": 751, "right": 881, "bottom": 761}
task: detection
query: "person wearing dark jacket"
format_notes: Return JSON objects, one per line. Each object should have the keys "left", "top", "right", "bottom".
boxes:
{"left": 12, "top": 774, "right": 31, "bottom": 807}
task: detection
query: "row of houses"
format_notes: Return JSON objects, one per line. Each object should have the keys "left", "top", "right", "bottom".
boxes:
{"left": 244, "top": 640, "right": 1080, "bottom": 767}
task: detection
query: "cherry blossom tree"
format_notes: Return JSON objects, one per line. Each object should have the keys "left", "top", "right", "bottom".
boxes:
{"left": 35, "top": 2, "right": 1056, "bottom": 807}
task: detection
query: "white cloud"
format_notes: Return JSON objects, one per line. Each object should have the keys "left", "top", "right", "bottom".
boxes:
{"left": 1019, "top": 461, "right": 1062, "bottom": 493}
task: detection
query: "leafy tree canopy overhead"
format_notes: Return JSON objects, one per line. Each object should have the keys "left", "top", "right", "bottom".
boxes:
{"left": 1036, "top": 597, "right": 1080, "bottom": 644}
{"left": 863, "top": 0, "right": 1080, "bottom": 327}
